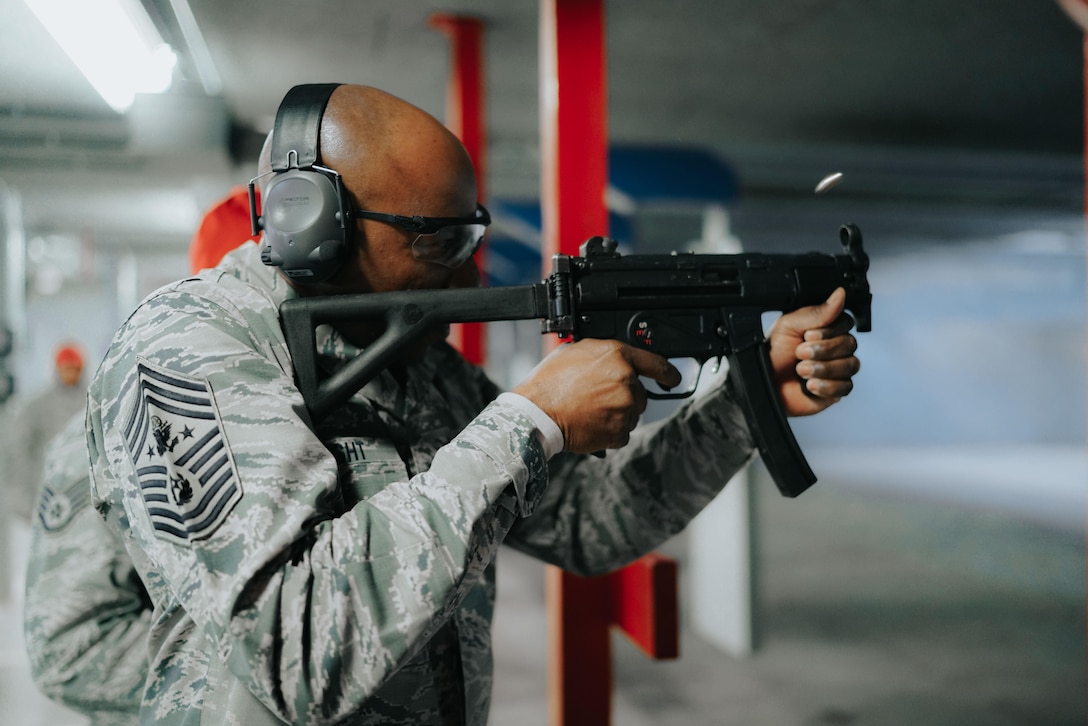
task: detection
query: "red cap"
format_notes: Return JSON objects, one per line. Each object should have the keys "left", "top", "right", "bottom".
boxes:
{"left": 189, "top": 187, "right": 261, "bottom": 274}
{"left": 55, "top": 344, "right": 84, "bottom": 368}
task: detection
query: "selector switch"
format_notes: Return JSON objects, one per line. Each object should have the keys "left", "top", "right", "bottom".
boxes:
{"left": 631, "top": 318, "right": 654, "bottom": 348}
{"left": 624, "top": 311, "right": 720, "bottom": 359}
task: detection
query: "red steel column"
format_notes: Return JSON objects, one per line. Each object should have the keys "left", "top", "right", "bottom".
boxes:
{"left": 539, "top": 2, "right": 611, "bottom": 720}
{"left": 430, "top": 12, "right": 488, "bottom": 366}
{"left": 539, "top": 2, "right": 679, "bottom": 724}
{"left": 539, "top": 0, "right": 609, "bottom": 257}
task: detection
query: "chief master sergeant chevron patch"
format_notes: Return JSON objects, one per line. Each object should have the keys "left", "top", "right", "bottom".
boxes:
{"left": 123, "top": 360, "right": 241, "bottom": 545}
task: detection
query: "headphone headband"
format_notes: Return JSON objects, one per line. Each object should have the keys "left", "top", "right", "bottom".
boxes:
{"left": 271, "top": 83, "right": 342, "bottom": 171}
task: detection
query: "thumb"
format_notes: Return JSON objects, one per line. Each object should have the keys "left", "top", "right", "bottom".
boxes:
{"left": 778, "top": 287, "right": 846, "bottom": 336}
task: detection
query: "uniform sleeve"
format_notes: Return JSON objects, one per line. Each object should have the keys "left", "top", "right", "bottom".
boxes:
{"left": 24, "top": 412, "right": 151, "bottom": 719}
{"left": 86, "top": 287, "right": 550, "bottom": 724}
{"left": 504, "top": 376, "right": 756, "bottom": 576}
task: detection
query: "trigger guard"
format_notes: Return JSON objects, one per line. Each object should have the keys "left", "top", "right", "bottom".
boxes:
{"left": 643, "top": 358, "right": 708, "bottom": 400}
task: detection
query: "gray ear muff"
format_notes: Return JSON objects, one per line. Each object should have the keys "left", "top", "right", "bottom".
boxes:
{"left": 255, "top": 83, "right": 349, "bottom": 283}
{"left": 259, "top": 168, "right": 347, "bottom": 281}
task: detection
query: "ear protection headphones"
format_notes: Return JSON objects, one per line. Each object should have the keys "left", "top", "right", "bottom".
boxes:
{"left": 248, "top": 83, "right": 351, "bottom": 283}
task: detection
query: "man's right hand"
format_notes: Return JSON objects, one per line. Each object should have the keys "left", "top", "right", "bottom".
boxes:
{"left": 512, "top": 339, "right": 681, "bottom": 454}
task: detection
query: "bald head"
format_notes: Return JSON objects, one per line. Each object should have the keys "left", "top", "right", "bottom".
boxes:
{"left": 318, "top": 85, "right": 477, "bottom": 213}
{"left": 255, "top": 85, "right": 476, "bottom": 207}
{"left": 256, "top": 84, "right": 482, "bottom": 301}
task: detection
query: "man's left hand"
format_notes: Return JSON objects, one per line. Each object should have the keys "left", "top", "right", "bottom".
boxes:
{"left": 767, "top": 287, "right": 860, "bottom": 417}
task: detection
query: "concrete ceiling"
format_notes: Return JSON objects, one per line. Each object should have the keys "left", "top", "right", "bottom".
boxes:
{"left": 0, "top": 0, "right": 1083, "bottom": 250}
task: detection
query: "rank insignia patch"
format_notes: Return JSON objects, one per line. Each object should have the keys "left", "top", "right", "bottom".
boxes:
{"left": 124, "top": 361, "right": 241, "bottom": 545}
{"left": 37, "top": 482, "right": 88, "bottom": 532}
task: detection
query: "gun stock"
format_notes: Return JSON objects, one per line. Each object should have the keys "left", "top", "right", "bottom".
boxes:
{"left": 281, "top": 285, "right": 551, "bottom": 421}
{"left": 279, "top": 224, "right": 871, "bottom": 497}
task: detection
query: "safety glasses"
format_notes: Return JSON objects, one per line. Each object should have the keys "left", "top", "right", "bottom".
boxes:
{"left": 351, "top": 203, "right": 491, "bottom": 269}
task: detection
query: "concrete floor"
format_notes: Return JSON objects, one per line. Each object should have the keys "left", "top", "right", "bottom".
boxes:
{"left": 2, "top": 450, "right": 1085, "bottom": 725}
{"left": 489, "top": 452, "right": 1087, "bottom": 726}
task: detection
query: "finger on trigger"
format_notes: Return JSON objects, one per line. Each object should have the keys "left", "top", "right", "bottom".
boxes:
{"left": 625, "top": 346, "right": 681, "bottom": 388}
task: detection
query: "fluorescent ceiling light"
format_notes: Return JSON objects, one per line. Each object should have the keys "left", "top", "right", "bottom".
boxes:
{"left": 23, "top": 0, "right": 177, "bottom": 113}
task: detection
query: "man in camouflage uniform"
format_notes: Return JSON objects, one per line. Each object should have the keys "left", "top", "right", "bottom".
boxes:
{"left": 1, "top": 343, "right": 87, "bottom": 521}
{"left": 83, "top": 85, "right": 860, "bottom": 724}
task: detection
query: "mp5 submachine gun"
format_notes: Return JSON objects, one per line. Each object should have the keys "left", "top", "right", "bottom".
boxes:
{"left": 280, "top": 223, "right": 872, "bottom": 498}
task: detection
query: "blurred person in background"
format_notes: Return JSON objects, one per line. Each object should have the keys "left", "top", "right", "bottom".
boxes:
{"left": 22, "top": 188, "right": 257, "bottom": 724}
{"left": 1, "top": 342, "right": 87, "bottom": 523}
{"left": 0, "top": 342, "right": 88, "bottom": 603}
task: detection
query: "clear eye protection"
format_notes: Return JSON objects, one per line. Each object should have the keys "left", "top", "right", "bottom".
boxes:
{"left": 353, "top": 204, "right": 491, "bottom": 269}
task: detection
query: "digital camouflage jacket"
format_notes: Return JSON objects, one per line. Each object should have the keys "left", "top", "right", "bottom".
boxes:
{"left": 84, "top": 241, "right": 754, "bottom": 725}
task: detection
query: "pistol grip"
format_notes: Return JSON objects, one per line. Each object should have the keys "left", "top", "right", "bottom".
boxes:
{"left": 725, "top": 314, "right": 816, "bottom": 498}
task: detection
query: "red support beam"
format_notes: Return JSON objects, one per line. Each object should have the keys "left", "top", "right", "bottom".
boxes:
{"left": 538, "top": 3, "right": 613, "bottom": 721}
{"left": 539, "top": 0, "right": 609, "bottom": 261}
{"left": 539, "top": 1, "right": 679, "bottom": 724}
{"left": 607, "top": 553, "right": 680, "bottom": 659}
{"left": 545, "top": 566, "right": 613, "bottom": 726}
{"left": 430, "top": 12, "right": 488, "bottom": 365}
